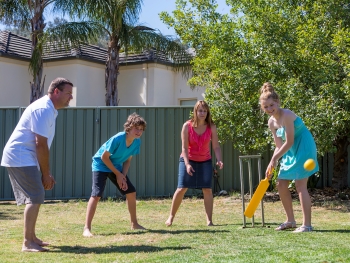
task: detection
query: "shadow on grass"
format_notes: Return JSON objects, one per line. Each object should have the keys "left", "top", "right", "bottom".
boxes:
{"left": 312, "top": 197, "right": 350, "bottom": 213}
{"left": 0, "top": 211, "right": 22, "bottom": 220}
{"left": 97, "top": 228, "right": 230, "bottom": 236}
{"left": 50, "top": 244, "right": 191, "bottom": 254}
{"left": 126, "top": 229, "right": 231, "bottom": 236}
{"left": 313, "top": 229, "right": 350, "bottom": 233}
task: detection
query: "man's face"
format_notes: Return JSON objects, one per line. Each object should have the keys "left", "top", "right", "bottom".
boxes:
{"left": 54, "top": 84, "right": 73, "bottom": 109}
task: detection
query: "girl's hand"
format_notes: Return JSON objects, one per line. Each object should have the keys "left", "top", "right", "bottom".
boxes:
{"left": 266, "top": 156, "right": 278, "bottom": 179}
{"left": 265, "top": 161, "right": 276, "bottom": 179}
{"left": 216, "top": 161, "right": 223, "bottom": 169}
{"left": 186, "top": 164, "right": 195, "bottom": 176}
{"left": 266, "top": 166, "right": 274, "bottom": 179}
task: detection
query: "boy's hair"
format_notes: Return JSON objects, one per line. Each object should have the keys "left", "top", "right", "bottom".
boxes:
{"left": 124, "top": 113, "right": 147, "bottom": 133}
{"left": 48, "top": 77, "right": 73, "bottom": 94}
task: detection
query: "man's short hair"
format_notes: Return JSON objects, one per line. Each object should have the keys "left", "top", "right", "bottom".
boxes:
{"left": 48, "top": 78, "right": 73, "bottom": 94}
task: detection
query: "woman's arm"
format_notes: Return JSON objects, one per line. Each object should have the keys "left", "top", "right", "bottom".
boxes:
{"left": 211, "top": 124, "right": 223, "bottom": 169}
{"left": 181, "top": 122, "right": 195, "bottom": 175}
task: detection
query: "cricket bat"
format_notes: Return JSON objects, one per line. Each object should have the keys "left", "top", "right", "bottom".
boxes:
{"left": 244, "top": 170, "right": 272, "bottom": 218}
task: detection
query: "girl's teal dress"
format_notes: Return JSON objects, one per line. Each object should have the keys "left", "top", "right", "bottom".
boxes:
{"left": 276, "top": 116, "right": 319, "bottom": 180}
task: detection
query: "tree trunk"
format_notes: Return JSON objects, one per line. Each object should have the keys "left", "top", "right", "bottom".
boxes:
{"left": 29, "top": 0, "right": 45, "bottom": 103}
{"left": 30, "top": 74, "right": 45, "bottom": 103}
{"left": 105, "top": 38, "right": 120, "bottom": 106}
{"left": 332, "top": 136, "right": 349, "bottom": 189}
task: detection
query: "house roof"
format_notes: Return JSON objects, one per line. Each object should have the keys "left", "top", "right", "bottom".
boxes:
{"left": 0, "top": 30, "right": 173, "bottom": 65}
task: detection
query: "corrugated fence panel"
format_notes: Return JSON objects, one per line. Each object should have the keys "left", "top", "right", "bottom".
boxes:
{"left": 0, "top": 108, "right": 20, "bottom": 199}
{"left": 48, "top": 107, "right": 98, "bottom": 199}
{"left": 137, "top": 107, "right": 154, "bottom": 197}
{"left": 1, "top": 106, "right": 348, "bottom": 200}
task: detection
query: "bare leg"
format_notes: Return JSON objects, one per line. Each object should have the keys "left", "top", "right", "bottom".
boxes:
{"left": 203, "top": 188, "right": 214, "bottom": 226}
{"left": 277, "top": 179, "right": 295, "bottom": 223}
{"left": 295, "top": 178, "right": 311, "bottom": 226}
{"left": 126, "top": 192, "right": 145, "bottom": 230}
{"left": 83, "top": 196, "right": 101, "bottom": 237}
{"left": 22, "top": 204, "right": 48, "bottom": 252}
{"left": 165, "top": 188, "right": 187, "bottom": 226}
{"left": 32, "top": 212, "right": 49, "bottom": 246}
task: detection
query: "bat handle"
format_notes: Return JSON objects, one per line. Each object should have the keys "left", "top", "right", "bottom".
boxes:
{"left": 267, "top": 167, "right": 274, "bottom": 179}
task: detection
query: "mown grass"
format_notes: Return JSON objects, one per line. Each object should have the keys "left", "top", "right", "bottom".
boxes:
{"left": 0, "top": 193, "right": 349, "bottom": 263}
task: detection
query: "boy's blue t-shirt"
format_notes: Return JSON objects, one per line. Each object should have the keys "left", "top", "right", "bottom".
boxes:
{"left": 92, "top": 132, "right": 141, "bottom": 172}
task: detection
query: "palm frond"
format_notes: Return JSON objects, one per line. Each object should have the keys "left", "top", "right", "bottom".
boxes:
{"left": 29, "top": 20, "right": 104, "bottom": 75}
{"left": 29, "top": 40, "right": 43, "bottom": 76}
{"left": 53, "top": 0, "right": 142, "bottom": 34}
{"left": 44, "top": 21, "right": 104, "bottom": 48}
{"left": 0, "top": 0, "right": 31, "bottom": 29}
{"left": 53, "top": 0, "right": 110, "bottom": 18}
{"left": 122, "top": 24, "right": 193, "bottom": 75}
{"left": 120, "top": 0, "right": 143, "bottom": 25}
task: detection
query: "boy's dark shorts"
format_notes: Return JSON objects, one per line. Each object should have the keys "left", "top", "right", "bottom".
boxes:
{"left": 91, "top": 171, "right": 136, "bottom": 197}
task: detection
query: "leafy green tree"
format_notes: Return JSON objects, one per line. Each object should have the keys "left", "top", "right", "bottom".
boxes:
{"left": 161, "top": 0, "right": 350, "bottom": 189}
{"left": 0, "top": 0, "right": 101, "bottom": 103}
{"left": 59, "top": 0, "right": 192, "bottom": 106}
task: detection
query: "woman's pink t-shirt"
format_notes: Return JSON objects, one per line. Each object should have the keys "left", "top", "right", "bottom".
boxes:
{"left": 181, "top": 121, "right": 212, "bottom": 162}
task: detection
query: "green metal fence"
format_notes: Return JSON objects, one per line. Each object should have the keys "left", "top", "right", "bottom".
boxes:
{"left": 0, "top": 106, "right": 340, "bottom": 201}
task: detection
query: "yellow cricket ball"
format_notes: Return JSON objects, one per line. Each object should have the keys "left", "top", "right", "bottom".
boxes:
{"left": 304, "top": 159, "right": 316, "bottom": 171}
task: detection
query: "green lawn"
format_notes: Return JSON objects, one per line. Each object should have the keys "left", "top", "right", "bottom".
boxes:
{"left": 0, "top": 194, "right": 349, "bottom": 263}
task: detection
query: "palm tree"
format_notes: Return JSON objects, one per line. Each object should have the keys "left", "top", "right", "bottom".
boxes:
{"left": 0, "top": 0, "right": 102, "bottom": 103}
{"left": 57, "top": 0, "right": 192, "bottom": 106}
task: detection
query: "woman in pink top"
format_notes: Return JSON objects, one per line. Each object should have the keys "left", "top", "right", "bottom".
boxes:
{"left": 165, "top": 100, "right": 224, "bottom": 226}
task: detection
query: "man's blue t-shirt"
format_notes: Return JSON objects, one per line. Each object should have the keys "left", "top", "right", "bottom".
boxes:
{"left": 92, "top": 132, "right": 141, "bottom": 172}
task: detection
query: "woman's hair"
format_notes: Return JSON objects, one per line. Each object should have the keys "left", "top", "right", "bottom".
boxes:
{"left": 124, "top": 113, "right": 147, "bottom": 133}
{"left": 259, "top": 82, "right": 280, "bottom": 103}
{"left": 191, "top": 100, "right": 213, "bottom": 127}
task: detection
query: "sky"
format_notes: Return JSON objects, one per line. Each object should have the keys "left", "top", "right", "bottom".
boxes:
{"left": 0, "top": 0, "right": 231, "bottom": 36}
{"left": 138, "top": 0, "right": 231, "bottom": 36}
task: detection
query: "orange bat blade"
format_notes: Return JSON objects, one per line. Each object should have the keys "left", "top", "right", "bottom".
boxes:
{"left": 244, "top": 178, "right": 270, "bottom": 218}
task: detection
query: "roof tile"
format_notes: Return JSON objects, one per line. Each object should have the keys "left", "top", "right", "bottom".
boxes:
{"left": 0, "top": 30, "right": 174, "bottom": 65}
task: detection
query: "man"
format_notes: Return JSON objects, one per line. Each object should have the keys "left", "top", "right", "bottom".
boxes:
{"left": 1, "top": 78, "right": 73, "bottom": 252}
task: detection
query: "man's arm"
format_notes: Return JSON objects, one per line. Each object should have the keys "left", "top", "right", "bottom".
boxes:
{"left": 35, "top": 134, "right": 56, "bottom": 190}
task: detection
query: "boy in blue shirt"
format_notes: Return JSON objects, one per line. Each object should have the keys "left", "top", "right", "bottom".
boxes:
{"left": 83, "top": 113, "right": 146, "bottom": 237}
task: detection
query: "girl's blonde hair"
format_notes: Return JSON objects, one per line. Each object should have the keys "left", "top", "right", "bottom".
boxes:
{"left": 191, "top": 100, "right": 213, "bottom": 127}
{"left": 259, "top": 82, "right": 280, "bottom": 103}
